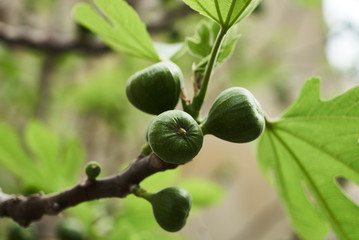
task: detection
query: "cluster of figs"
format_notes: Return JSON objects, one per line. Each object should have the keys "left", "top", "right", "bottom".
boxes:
{"left": 126, "top": 61, "right": 265, "bottom": 232}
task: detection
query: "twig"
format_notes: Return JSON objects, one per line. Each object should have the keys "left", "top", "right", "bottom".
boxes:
{"left": 0, "top": 4, "right": 193, "bottom": 54}
{"left": 0, "top": 153, "right": 177, "bottom": 227}
{"left": 0, "top": 22, "right": 110, "bottom": 54}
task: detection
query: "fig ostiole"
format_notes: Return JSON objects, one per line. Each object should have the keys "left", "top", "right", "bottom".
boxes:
{"left": 133, "top": 186, "right": 192, "bottom": 232}
{"left": 201, "top": 87, "right": 265, "bottom": 143}
{"left": 126, "top": 61, "right": 184, "bottom": 115}
{"left": 147, "top": 110, "right": 203, "bottom": 164}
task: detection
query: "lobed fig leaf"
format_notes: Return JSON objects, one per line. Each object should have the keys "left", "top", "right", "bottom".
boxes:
{"left": 202, "top": 87, "right": 265, "bottom": 143}
{"left": 73, "top": 0, "right": 160, "bottom": 61}
{"left": 149, "top": 187, "right": 192, "bottom": 232}
{"left": 147, "top": 110, "right": 203, "bottom": 164}
{"left": 182, "top": 0, "right": 262, "bottom": 28}
{"left": 257, "top": 78, "right": 359, "bottom": 239}
{"left": 126, "top": 61, "right": 184, "bottom": 115}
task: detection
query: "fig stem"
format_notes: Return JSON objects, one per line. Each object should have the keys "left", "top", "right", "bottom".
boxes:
{"left": 190, "top": 26, "right": 229, "bottom": 119}
{"left": 140, "top": 142, "right": 152, "bottom": 156}
{"left": 132, "top": 185, "right": 153, "bottom": 202}
{"left": 264, "top": 116, "right": 272, "bottom": 130}
{"left": 199, "top": 121, "right": 208, "bottom": 135}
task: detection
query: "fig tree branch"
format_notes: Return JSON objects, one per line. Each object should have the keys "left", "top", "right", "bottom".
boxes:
{"left": 0, "top": 4, "right": 192, "bottom": 54}
{"left": 0, "top": 22, "right": 110, "bottom": 54}
{"left": 0, "top": 153, "right": 177, "bottom": 227}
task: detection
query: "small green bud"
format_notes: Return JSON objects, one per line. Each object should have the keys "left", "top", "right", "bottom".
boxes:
{"left": 85, "top": 161, "right": 101, "bottom": 180}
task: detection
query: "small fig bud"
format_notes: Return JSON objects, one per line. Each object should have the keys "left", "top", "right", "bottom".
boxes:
{"left": 201, "top": 87, "right": 265, "bottom": 143}
{"left": 126, "top": 61, "right": 183, "bottom": 115}
{"left": 147, "top": 110, "right": 203, "bottom": 164}
{"left": 85, "top": 161, "right": 101, "bottom": 180}
{"left": 150, "top": 187, "right": 192, "bottom": 232}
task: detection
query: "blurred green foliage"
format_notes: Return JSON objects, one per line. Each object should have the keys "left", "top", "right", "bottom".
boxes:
{"left": 0, "top": 120, "right": 84, "bottom": 194}
{"left": 0, "top": 46, "right": 39, "bottom": 120}
{"left": 291, "top": 0, "right": 322, "bottom": 8}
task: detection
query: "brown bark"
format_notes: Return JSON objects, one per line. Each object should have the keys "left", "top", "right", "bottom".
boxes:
{"left": 0, "top": 153, "right": 177, "bottom": 227}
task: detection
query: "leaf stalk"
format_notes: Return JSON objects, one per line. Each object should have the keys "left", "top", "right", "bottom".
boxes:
{"left": 189, "top": 26, "right": 228, "bottom": 119}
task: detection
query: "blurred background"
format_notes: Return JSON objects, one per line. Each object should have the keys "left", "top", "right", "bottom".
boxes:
{"left": 0, "top": 0, "right": 358, "bottom": 239}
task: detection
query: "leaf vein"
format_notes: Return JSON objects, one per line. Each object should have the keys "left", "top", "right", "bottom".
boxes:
{"left": 344, "top": 102, "right": 359, "bottom": 116}
{"left": 275, "top": 126, "right": 359, "bottom": 176}
{"left": 228, "top": 0, "right": 252, "bottom": 27}
{"left": 276, "top": 116, "right": 359, "bottom": 123}
{"left": 194, "top": 0, "right": 218, "bottom": 22}
{"left": 270, "top": 129, "right": 350, "bottom": 239}
{"left": 214, "top": 0, "right": 224, "bottom": 25}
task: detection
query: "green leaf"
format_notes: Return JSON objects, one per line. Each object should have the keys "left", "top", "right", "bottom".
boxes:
{"left": 24, "top": 122, "right": 84, "bottom": 191}
{"left": 60, "top": 138, "right": 85, "bottom": 183}
{"left": 154, "top": 42, "right": 185, "bottom": 61}
{"left": 186, "top": 21, "right": 215, "bottom": 58}
{"left": 0, "top": 121, "right": 84, "bottom": 193}
{"left": 186, "top": 20, "right": 240, "bottom": 86}
{"left": 258, "top": 78, "right": 359, "bottom": 240}
{"left": 25, "top": 121, "right": 60, "bottom": 175}
{"left": 186, "top": 20, "right": 240, "bottom": 61}
{"left": 182, "top": 0, "right": 261, "bottom": 28}
{"left": 73, "top": 0, "right": 160, "bottom": 61}
{"left": 0, "top": 123, "right": 40, "bottom": 182}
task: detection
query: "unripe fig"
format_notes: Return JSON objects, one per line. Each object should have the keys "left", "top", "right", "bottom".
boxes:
{"left": 126, "top": 61, "right": 183, "bottom": 115}
{"left": 85, "top": 161, "right": 101, "bottom": 180}
{"left": 201, "top": 87, "right": 265, "bottom": 143}
{"left": 150, "top": 187, "right": 192, "bottom": 232}
{"left": 147, "top": 110, "right": 203, "bottom": 164}
{"left": 56, "top": 219, "right": 86, "bottom": 240}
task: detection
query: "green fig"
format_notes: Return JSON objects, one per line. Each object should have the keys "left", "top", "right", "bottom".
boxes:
{"left": 85, "top": 161, "right": 101, "bottom": 180}
{"left": 150, "top": 187, "right": 192, "bottom": 232}
{"left": 56, "top": 218, "right": 86, "bottom": 240}
{"left": 201, "top": 87, "right": 265, "bottom": 143}
{"left": 126, "top": 61, "right": 183, "bottom": 115}
{"left": 147, "top": 110, "right": 203, "bottom": 164}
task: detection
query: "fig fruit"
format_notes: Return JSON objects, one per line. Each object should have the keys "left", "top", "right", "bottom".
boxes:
{"left": 85, "top": 161, "right": 101, "bottom": 180}
{"left": 126, "top": 61, "right": 183, "bottom": 115}
{"left": 150, "top": 187, "right": 192, "bottom": 232}
{"left": 201, "top": 87, "right": 265, "bottom": 143}
{"left": 147, "top": 110, "right": 203, "bottom": 164}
